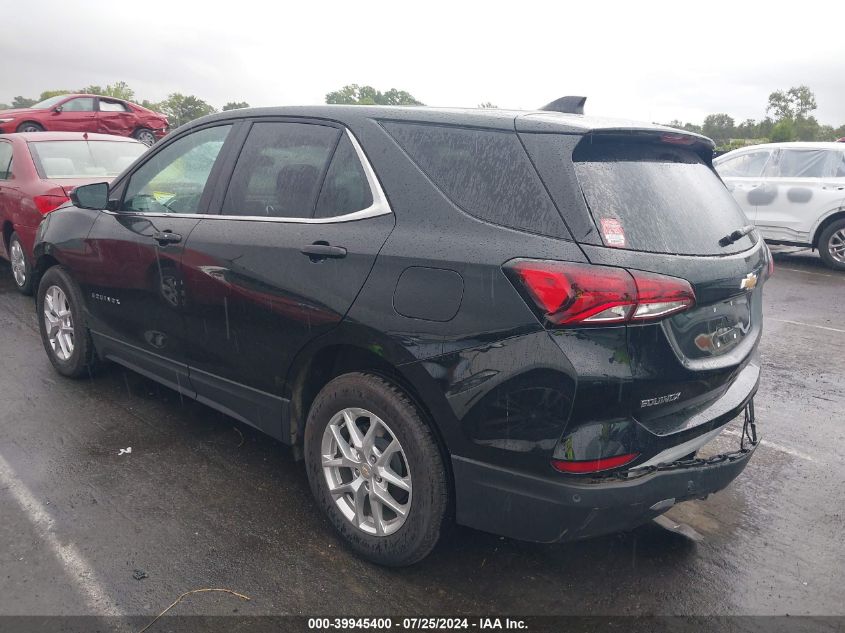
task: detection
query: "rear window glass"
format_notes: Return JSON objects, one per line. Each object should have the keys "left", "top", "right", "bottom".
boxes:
{"left": 382, "top": 122, "right": 566, "bottom": 236}
{"left": 574, "top": 141, "right": 753, "bottom": 255}
{"left": 29, "top": 140, "right": 147, "bottom": 178}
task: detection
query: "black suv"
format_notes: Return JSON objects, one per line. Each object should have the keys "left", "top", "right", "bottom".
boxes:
{"left": 32, "top": 100, "right": 768, "bottom": 565}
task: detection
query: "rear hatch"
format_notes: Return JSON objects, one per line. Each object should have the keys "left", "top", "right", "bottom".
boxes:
{"left": 520, "top": 127, "right": 768, "bottom": 449}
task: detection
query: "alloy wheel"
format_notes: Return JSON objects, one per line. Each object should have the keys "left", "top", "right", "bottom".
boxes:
{"left": 137, "top": 130, "right": 156, "bottom": 146}
{"left": 10, "top": 240, "right": 26, "bottom": 287}
{"left": 20, "top": 124, "right": 41, "bottom": 133}
{"left": 829, "top": 229, "right": 845, "bottom": 264}
{"left": 43, "top": 285, "right": 75, "bottom": 361}
{"left": 321, "top": 407, "right": 412, "bottom": 536}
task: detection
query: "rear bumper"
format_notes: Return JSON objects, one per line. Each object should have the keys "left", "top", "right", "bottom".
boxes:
{"left": 452, "top": 441, "right": 756, "bottom": 543}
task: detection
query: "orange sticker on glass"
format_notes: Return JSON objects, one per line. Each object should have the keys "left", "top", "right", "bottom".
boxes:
{"left": 600, "top": 218, "right": 626, "bottom": 248}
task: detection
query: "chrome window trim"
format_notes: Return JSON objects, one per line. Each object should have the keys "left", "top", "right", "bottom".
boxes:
{"left": 106, "top": 129, "right": 392, "bottom": 224}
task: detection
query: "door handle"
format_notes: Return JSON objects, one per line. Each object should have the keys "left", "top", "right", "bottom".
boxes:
{"left": 153, "top": 231, "right": 182, "bottom": 245}
{"left": 300, "top": 242, "right": 347, "bottom": 260}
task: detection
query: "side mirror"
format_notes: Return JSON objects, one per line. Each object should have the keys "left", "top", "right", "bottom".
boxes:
{"left": 71, "top": 182, "right": 110, "bottom": 210}
{"left": 54, "top": 105, "right": 63, "bottom": 113}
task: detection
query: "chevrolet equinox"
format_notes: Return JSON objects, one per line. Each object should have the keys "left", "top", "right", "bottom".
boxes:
{"left": 32, "top": 98, "right": 768, "bottom": 565}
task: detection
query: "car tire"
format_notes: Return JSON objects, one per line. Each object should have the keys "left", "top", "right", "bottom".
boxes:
{"left": 818, "top": 218, "right": 845, "bottom": 271}
{"left": 304, "top": 372, "right": 449, "bottom": 566}
{"left": 8, "top": 232, "right": 34, "bottom": 295}
{"left": 36, "top": 266, "right": 98, "bottom": 378}
{"left": 16, "top": 122, "right": 44, "bottom": 133}
{"left": 133, "top": 128, "right": 156, "bottom": 147}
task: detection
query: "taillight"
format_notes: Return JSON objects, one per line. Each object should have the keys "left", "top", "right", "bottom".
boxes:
{"left": 504, "top": 259, "right": 695, "bottom": 326}
{"left": 33, "top": 194, "right": 70, "bottom": 214}
{"left": 551, "top": 453, "right": 639, "bottom": 474}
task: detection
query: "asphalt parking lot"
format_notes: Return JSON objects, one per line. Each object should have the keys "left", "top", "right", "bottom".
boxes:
{"left": 0, "top": 248, "right": 843, "bottom": 623}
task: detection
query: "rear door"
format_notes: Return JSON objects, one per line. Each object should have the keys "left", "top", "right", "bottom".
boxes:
{"left": 522, "top": 131, "right": 767, "bottom": 435}
{"left": 96, "top": 98, "right": 136, "bottom": 137}
{"left": 755, "top": 148, "right": 845, "bottom": 243}
{"left": 180, "top": 119, "right": 394, "bottom": 438}
{"left": 79, "top": 123, "right": 235, "bottom": 393}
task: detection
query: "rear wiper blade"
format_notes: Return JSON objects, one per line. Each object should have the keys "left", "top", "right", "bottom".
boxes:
{"left": 719, "top": 224, "right": 755, "bottom": 247}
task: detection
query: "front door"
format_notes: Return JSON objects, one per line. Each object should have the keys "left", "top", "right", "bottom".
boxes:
{"left": 716, "top": 148, "right": 774, "bottom": 224}
{"left": 180, "top": 120, "right": 394, "bottom": 437}
{"left": 79, "top": 123, "right": 235, "bottom": 393}
{"left": 50, "top": 97, "right": 97, "bottom": 132}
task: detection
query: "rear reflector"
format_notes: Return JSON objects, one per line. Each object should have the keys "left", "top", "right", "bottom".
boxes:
{"left": 33, "top": 194, "right": 70, "bottom": 214}
{"left": 551, "top": 453, "right": 639, "bottom": 474}
{"left": 504, "top": 259, "right": 694, "bottom": 326}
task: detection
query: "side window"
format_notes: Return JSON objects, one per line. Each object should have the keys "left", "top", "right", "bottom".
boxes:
{"left": 382, "top": 122, "right": 565, "bottom": 236}
{"left": 0, "top": 143, "right": 12, "bottom": 180}
{"left": 222, "top": 122, "right": 339, "bottom": 218}
{"left": 122, "top": 125, "right": 232, "bottom": 214}
{"left": 834, "top": 152, "right": 845, "bottom": 178}
{"left": 99, "top": 99, "right": 128, "bottom": 113}
{"left": 715, "top": 151, "right": 771, "bottom": 178}
{"left": 770, "top": 149, "right": 830, "bottom": 178}
{"left": 61, "top": 98, "right": 95, "bottom": 112}
{"left": 314, "top": 135, "right": 373, "bottom": 218}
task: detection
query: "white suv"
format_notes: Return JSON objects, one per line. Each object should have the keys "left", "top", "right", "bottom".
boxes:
{"left": 715, "top": 142, "right": 845, "bottom": 270}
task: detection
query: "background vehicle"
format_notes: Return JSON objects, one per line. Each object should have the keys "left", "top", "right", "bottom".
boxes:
{"left": 0, "top": 132, "right": 146, "bottom": 293}
{"left": 0, "top": 94, "right": 169, "bottom": 146}
{"left": 715, "top": 142, "right": 845, "bottom": 269}
{"left": 32, "top": 102, "right": 768, "bottom": 566}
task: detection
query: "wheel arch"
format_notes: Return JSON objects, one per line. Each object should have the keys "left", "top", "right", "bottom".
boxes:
{"left": 812, "top": 208, "right": 845, "bottom": 249}
{"left": 15, "top": 121, "right": 44, "bottom": 132}
{"left": 286, "top": 337, "right": 457, "bottom": 499}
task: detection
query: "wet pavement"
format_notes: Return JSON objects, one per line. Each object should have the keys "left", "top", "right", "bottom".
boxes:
{"left": 0, "top": 247, "right": 843, "bottom": 620}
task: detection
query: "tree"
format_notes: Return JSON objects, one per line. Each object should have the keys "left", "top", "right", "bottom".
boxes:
{"left": 38, "top": 90, "right": 71, "bottom": 101}
{"left": 325, "top": 84, "right": 423, "bottom": 106}
{"left": 11, "top": 96, "right": 36, "bottom": 108}
{"left": 156, "top": 93, "right": 216, "bottom": 128}
{"left": 478, "top": 102, "right": 498, "bottom": 109}
{"left": 702, "top": 113, "right": 735, "bottom": 144}
{"left": 222, "top": 101, "right": 250, "bottom": 111}
{"left": 103, "top": 81, "right": 135, "bottom": 101}
{"left": 79, "top": 85, "right": 104, "bottom": 96}
{"left": 770, "top": 119, "right": 795, "bottom": 142}
{"left": 767, "top": 85, "right": 817, "bottom": 120}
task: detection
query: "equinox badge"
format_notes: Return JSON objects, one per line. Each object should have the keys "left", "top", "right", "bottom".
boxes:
{"left": 740, "top": 272, "right": 758, "bottom": 290}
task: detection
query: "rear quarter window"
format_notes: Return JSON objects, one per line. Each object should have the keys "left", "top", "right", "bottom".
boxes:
{"left": 382, "top": 121, "right": 567, "bottom": 237}
{"left": 574, "top": 140, "right": 754, "bottom": 255}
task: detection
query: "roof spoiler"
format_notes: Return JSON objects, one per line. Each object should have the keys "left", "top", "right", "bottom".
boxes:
{"left": 539, "top": 96, "right": 586, "bottom": 115}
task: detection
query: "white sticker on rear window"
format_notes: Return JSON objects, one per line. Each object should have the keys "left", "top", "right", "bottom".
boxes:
{"left": 600, "top": 218, "right": 626, "bottom": 248}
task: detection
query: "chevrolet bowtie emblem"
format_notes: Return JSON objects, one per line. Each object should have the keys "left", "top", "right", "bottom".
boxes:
{"left": 740, "top": 272, "right": 758, "bottom": 290}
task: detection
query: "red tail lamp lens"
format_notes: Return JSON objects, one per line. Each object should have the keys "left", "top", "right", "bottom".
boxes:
{"left": 33, "top": 194, "right": 70, "bottom": 214}
{"left": 505, "top": 260, "right": 694, "bottom": 326}
{"left": 551, "top": 453, "right": 639, "bottom": 474}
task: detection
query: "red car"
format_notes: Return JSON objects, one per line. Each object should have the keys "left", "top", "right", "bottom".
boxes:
{"left": 0, "top": 131, "right": 147, "bottom": 294}
{"left": 0, "top": 94, "right": 169, "bottom": 146}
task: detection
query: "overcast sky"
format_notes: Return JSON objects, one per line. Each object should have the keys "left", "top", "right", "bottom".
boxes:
{"left": 3, "top": 0, "right": 844, "bottom": 125}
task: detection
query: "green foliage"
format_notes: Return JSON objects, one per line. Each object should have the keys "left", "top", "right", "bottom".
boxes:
{"left": 325, "top": 84, "right": 423, "bottom": 106}
{"left": 155, "top": 93, "right": 217, "bottom": 128}
{"left": 702, "top": 113, "right": 735, "bottom": 145}
{"left": 11, "top": 96, "right": 36, "bottom": 108}
{"left": 222, "top": 101, "right": 250, "bottom": 111}
{"left": 39, "top": 90, "right": 72, "bottom": 101}
{"left": 78, "top": 82, "right": 134, "bottom": 100}
{"left": 767, "top": 85, "right": 817, "bottom": 120}
{"left": 478, "top": 102, "right": 498, "bottom": 109}
{"left": 770, "top": 119, "right": 795, "bottom": 142}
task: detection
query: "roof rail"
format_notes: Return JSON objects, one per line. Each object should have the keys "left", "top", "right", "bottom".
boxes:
{"left": 539, "top": 96, "right": 586, "bottom": 115}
